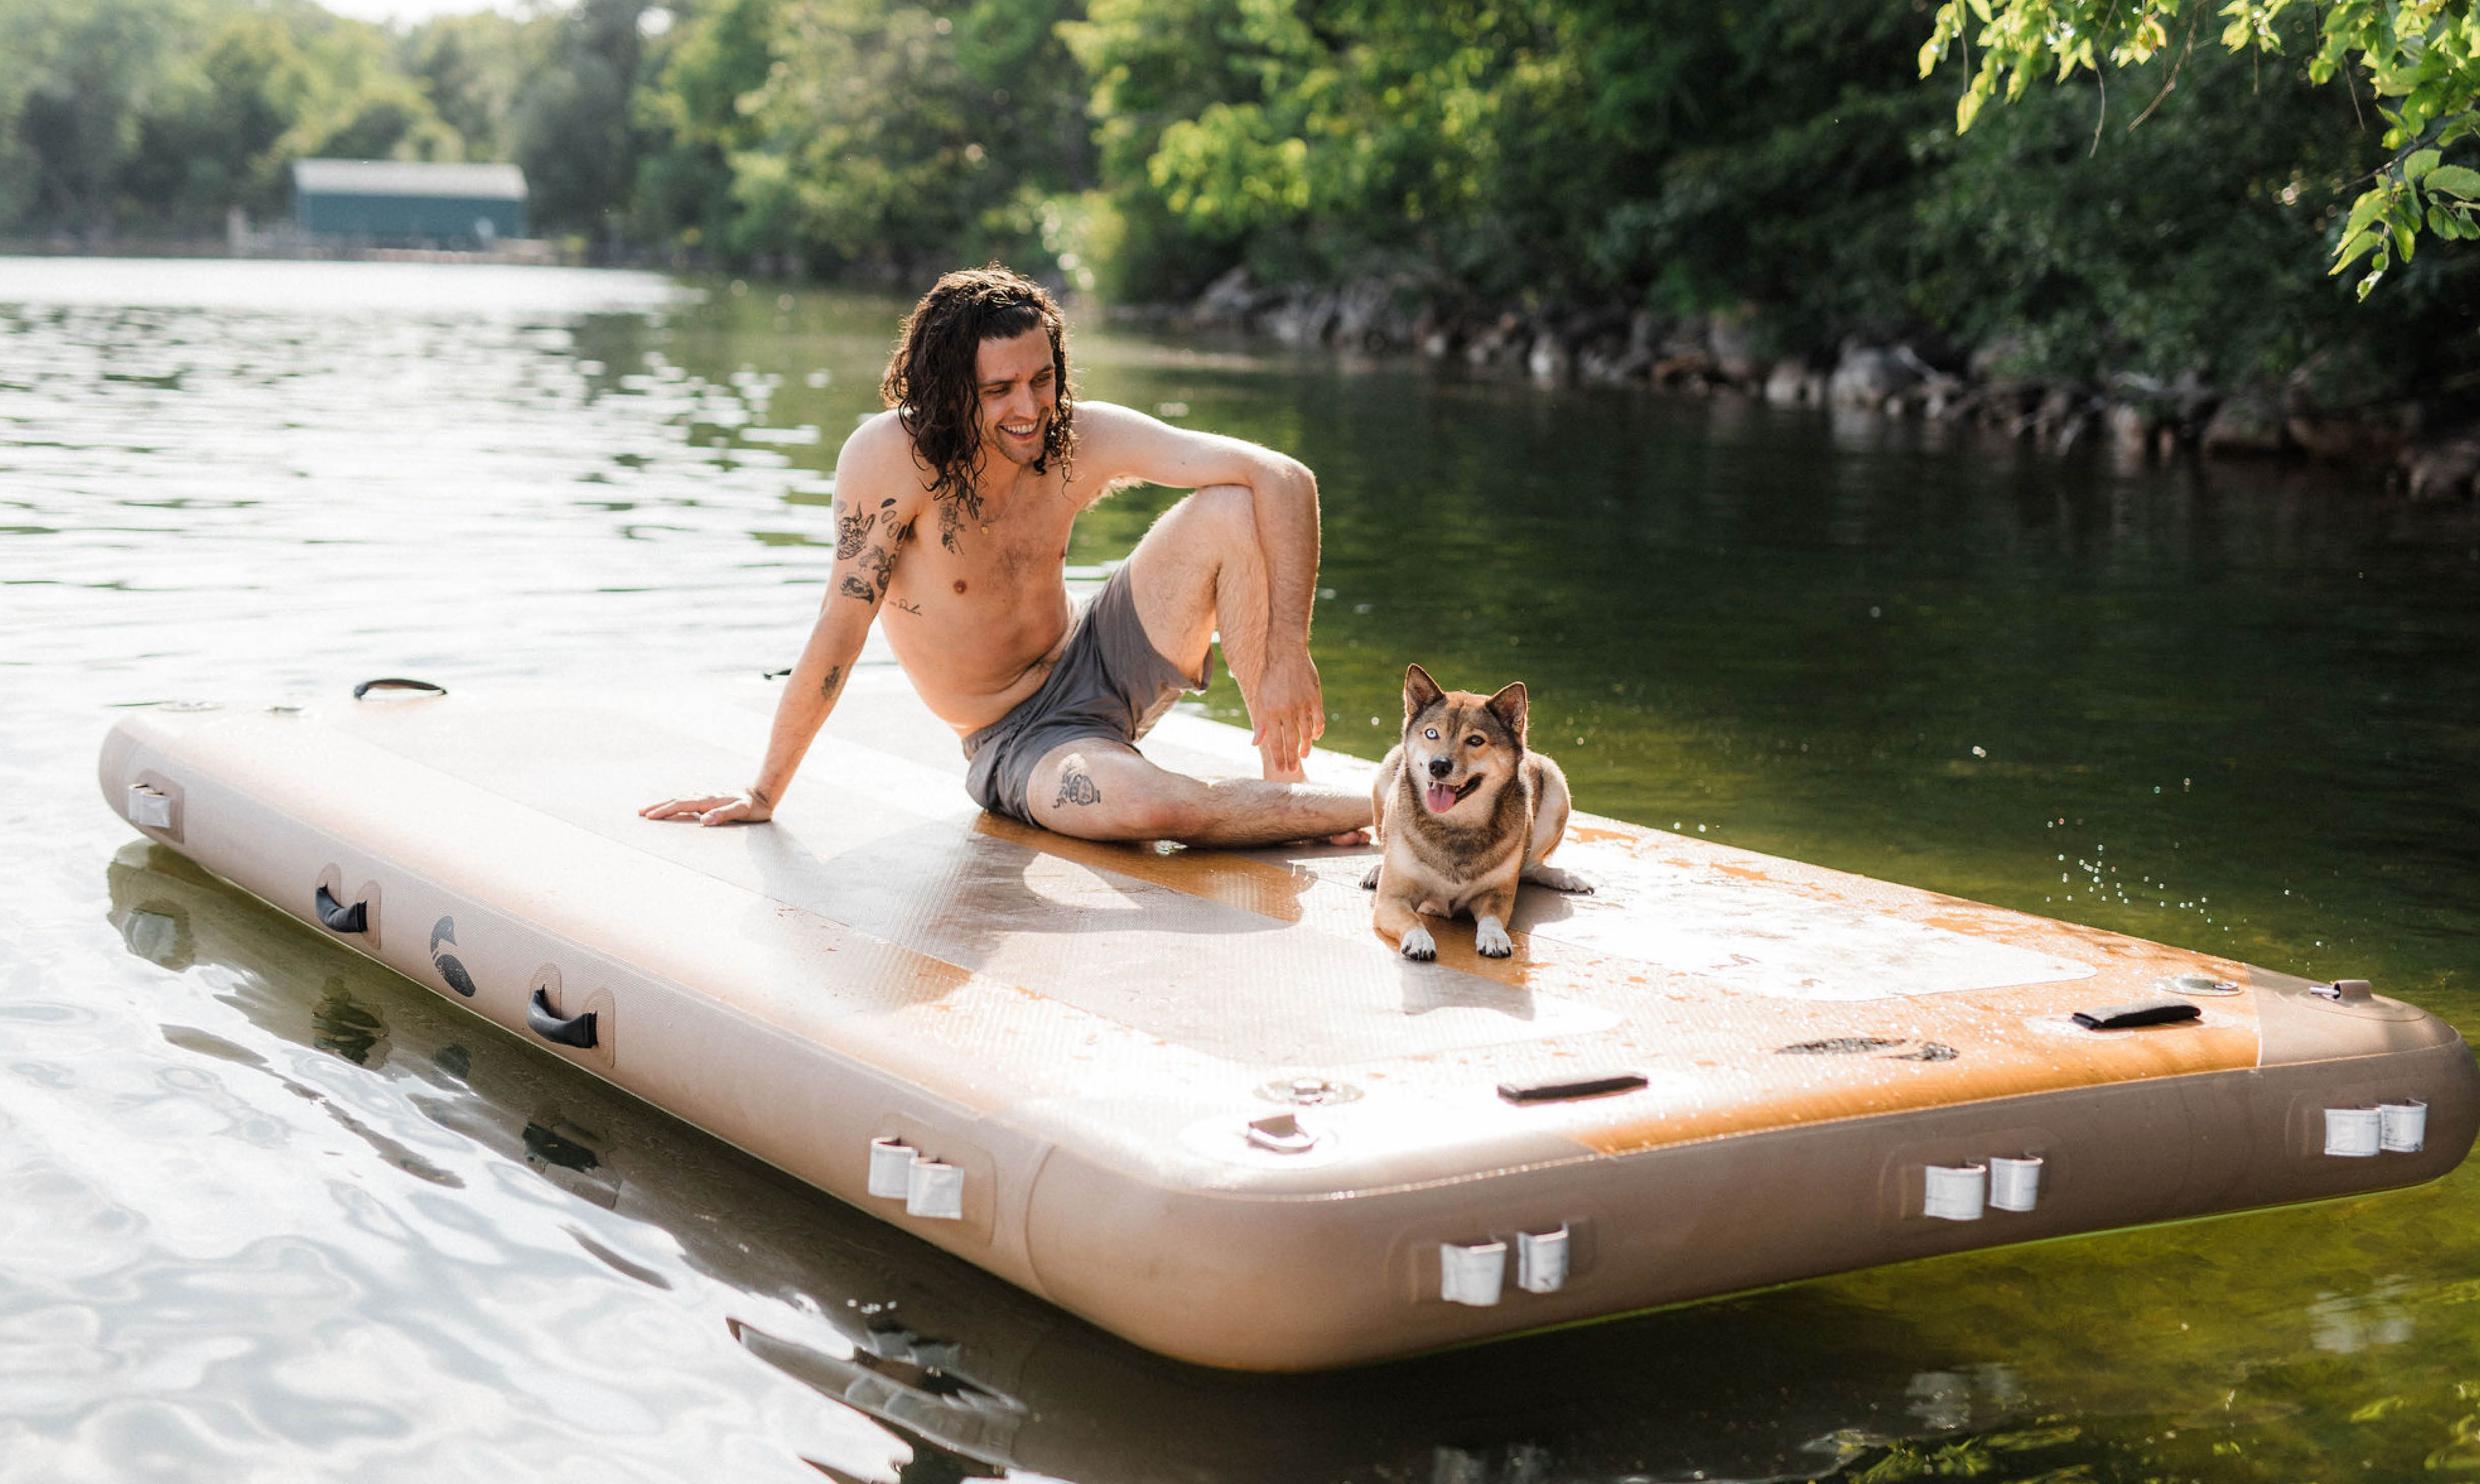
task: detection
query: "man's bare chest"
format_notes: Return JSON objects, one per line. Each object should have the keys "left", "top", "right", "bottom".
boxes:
{"left": 886, "top": 488, "right": 1075, "bottom": 617}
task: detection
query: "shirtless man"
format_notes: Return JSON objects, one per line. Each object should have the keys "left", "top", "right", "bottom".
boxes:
{"left": 640, "top": 265, "right": 1373, "bottom": 846}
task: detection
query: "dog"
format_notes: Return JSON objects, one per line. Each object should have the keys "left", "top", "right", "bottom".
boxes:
{"left": 1362, "top": 663, "right": 1592, "bottom": 961}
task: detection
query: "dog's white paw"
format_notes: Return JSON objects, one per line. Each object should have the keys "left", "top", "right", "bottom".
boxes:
{"left": 1475, "top": 920, "right": 1513, "bottom": 958}
{"left": 1360, "top": 862, "right": 1381, "bottom": 891}
{"left": 1525, "top": 864, "right": 1595, "bottom": 894}
{"left": 1399, "top": 925, "right": 1436, "bottom": 961}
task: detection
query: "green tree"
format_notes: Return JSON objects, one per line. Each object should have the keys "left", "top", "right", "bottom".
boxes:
{"left": 632, "top": 0, "right": 785, "bottom": 255}
{"left": 514, "top": 0, "right": 649, "bottom": 237}
{"left": 637, "top": 0, "right": 1088, "bottom": 276}
{"left": 118, "top": 7, "right": 316, "bottom": 229}
{"left": 0, "top": 0, "right": 188, "bottom": 237}
{"left": 1921, "top": 0, "right": 2480, "bottom": 299}
{"left": 1069, "top": 0, "right": 1932, "bottom": 307}
{"left": 402, "top": 10, "right": 535, "bottom": 162}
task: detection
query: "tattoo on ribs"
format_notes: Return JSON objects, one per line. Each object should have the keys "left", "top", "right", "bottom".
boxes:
{"left": 834, "top": 507, "right": 874, "bottom": 561}
{"left": 1054, "top": 769, "right": 1101, "bottom": 808}
{"left": 892, "top": 599, "right": 923, "bottom": 616}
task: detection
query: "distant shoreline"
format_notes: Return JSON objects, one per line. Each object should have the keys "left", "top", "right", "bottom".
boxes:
{"left": 1120, "top": 268, "right": 2480, "bottom": 504}
{"left": 0, "top": 236, "right": 571, "bottom": 267}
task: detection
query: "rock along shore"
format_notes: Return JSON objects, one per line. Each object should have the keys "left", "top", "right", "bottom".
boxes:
{"left": 1127, "top": 268, "right": 2477, "bottom": 503}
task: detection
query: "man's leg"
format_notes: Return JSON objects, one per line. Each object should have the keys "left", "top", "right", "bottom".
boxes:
{"left": 1120, "top": 484, "right": 1314, "bottom": 783}
{"left": 1104, "top": 483, "right": 1370, "bottom": 843}
{"left": 1023, "top": 739, "right": 1369, "bottom": 848}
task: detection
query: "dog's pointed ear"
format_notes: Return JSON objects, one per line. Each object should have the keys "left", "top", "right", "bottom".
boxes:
{"left": 1404, "top": 663, "right": 1444, "bottom": 716}
{"left": 1485, "top": 681, "right": 1528, "bottom": 742}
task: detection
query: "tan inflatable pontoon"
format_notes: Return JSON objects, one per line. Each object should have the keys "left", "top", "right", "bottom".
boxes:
{"left": 98, "top": 674, "right": 2479, "bottom": 1370}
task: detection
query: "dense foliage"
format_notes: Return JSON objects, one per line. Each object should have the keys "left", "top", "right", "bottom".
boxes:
{"left": 3, "top": 0, "right": 2473, "bottom": 397}
{"left": 1924, "top": 0, "right": 2480, "bottom": 301}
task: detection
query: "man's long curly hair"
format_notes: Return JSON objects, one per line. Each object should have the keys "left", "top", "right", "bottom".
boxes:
{"left": 880, "top": 265, "right": 1075, "bottom": 507}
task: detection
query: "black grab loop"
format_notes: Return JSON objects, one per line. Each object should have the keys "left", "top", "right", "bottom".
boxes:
{"left": 314, "top": 885, "right": 368, "bottom": 934}
{"left": 528, "top": 987, "right": 598, "bottom": 1049}
{"left": 2071, "top": 997, "right": 2203, "bottom": 1031}
{"left": 353, "top": 678, "right": 448, "bottom": 701}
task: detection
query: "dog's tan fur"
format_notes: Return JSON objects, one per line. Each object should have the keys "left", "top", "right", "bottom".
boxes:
{"left": 1361, "top": 663, "right": 1591, "bottom": 960}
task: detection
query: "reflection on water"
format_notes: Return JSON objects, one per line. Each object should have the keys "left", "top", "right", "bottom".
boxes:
{"left": 5, "top": 257, "right": 2480, "bottom": 1479}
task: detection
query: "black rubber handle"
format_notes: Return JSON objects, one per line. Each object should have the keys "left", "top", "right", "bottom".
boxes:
{"left": 528, "top": 987, "right": 598, "bottom": 1049}
{"left": 314, "top": 884, "right": 367, "bottom": 934}
{"left": 353, "top": 678, "right": 447, "bottom": 701}
{"left": 2072, "top": 997, "right": 2203, "bottom": 1030}
{"left": 1498, "top": 1071, "right": 1651, "bottom": 1104}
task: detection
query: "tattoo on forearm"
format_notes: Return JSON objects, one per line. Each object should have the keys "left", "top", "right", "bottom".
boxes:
{"left": 1055, "top": 769, "right": 1101, "bottom": 808}
{"left": 835, "top": 507, "right": 874, "bottom": 561}
{"left": 819, "top": 663, "right": 843, "bottom": 702}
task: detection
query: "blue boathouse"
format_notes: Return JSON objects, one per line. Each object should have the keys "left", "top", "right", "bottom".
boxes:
{"left": 290, "top": 159, "right": 528, "bottom": 244}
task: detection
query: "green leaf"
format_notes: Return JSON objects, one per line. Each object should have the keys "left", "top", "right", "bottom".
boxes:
{"left": 2394, "top": 213, "right": 2417, "bottom": 259}
{"left": 2332, "top": 225, "right": 2384, "bottom": 271}
{"left": 2343, "top": 188, "right": 2390, "bottom": 236}
{"left": 2406, "top": 148, "right": 2443, "bottom": 180}
{"left": 2426, "top": 164, "right": 2480, "bottom": 198}
{"left": 2431, "top": 202, "right": 2457, "bottom": 237}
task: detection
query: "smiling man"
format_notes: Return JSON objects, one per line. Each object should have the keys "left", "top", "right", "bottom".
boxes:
{"left": 641, "top": 264, "right": 1372, "bottom": 846}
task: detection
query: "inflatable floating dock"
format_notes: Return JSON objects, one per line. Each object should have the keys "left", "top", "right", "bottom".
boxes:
{"left": 99, "top": 674, "right": 2479, "bottom": 1370}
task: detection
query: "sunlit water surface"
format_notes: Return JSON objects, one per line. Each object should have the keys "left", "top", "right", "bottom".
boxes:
{"left": 5, "top": 256, "right": 2480, "bottom": 1482}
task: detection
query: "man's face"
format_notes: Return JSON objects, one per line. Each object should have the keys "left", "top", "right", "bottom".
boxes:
{"left": 974, "top": 328, "right": 1057, "bottom": 468}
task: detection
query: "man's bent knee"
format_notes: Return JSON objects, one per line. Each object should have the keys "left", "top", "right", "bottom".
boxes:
{"left": 1172, "top": 483, "right": 1254, "bottom": 545}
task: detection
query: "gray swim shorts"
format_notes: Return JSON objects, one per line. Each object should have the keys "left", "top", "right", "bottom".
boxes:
{"left": 961, "top": 565, "right": 1205, "bottom": 822}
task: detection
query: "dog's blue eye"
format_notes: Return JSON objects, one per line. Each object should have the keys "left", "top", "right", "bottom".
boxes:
{"left": 1423, "top": 729, "right": 1438, "bottom": 739}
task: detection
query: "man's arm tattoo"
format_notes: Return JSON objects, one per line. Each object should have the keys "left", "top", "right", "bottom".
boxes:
{"left": 819, "top": 663, "right": 843, "bottom": 703}
{"left": 835, "top": 500, "right": 907, "bottom": 604}
{"left": 838, "top": 542, "right": 898, "bottom": 603}
{"left": 835, "top": 507, "right": 875, "bottom": 561}
{"left": 1055, "top": 769, "right": 1101, "bottom": 808}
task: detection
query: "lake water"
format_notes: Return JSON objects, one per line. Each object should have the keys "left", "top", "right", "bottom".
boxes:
{"left": 5, "top": 255, "right": 2479, "bottom": 1481}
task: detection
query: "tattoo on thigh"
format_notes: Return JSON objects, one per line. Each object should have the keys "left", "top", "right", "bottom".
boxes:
{"left": 835, "top": 507, "right": 875, "bottom": 561}
{"left": 819, "top": 663, "right": 843, "bottom": 702}
{"left": 1055, "top": 769, "right": 1101, "bottom": 808}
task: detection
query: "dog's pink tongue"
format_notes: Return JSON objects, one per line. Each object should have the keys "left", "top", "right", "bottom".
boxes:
{"left": 1424, "top": 782, "right": 1459, "bottom": 814}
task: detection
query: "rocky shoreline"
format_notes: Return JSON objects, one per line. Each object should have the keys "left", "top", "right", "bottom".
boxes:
{"left": 1135, "top": 268, "right": 2479, "bottom": 502}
